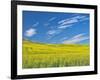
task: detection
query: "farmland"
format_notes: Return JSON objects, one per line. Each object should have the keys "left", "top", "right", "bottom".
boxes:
{"left": 22, "top": 40, "right": 90, "bottom": 68}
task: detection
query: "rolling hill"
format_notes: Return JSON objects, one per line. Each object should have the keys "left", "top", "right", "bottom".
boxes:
{"left": 22, "top": 40, "right": 90, "bottom": 68}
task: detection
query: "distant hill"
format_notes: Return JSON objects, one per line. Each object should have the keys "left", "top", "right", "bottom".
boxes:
{"left": 22, "top": 39, "right": 89, "bottom": 48}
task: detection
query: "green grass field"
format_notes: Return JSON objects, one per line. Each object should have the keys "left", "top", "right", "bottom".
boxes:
{"left": 22, "top": 40, "right": 90, "bottom": 68}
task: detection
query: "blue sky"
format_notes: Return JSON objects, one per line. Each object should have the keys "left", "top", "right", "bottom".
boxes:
{"left": 23, "top": 11, "right": 90, "bottom": 44}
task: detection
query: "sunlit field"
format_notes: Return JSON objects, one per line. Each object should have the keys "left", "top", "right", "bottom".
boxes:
{"left": 22, "top": 40, "right": 90, "bottom": 69}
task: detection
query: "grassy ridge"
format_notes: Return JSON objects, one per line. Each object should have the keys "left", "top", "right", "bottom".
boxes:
{"left": 22, "top": 40, "right": 90, "bottom": 68}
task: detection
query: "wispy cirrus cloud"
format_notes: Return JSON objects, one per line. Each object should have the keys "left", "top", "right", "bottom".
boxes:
{"left": 44, "top": 17, "right": 57, "bottom": 26}
{"left": 47, "top": 29, "right": 62, "bottom": 39}
{"left": 58, "top": 24, "right": 73, "bottom": 29}
{"left": 47, "top": 29, "right": 62, "bottom": 35}
{"left": 46, "top": 24, "right": 72, "bottom": 39}
{"left": 48, "top": 17, "right": 56, "bottom": 22}
{"left": 47, "top": 30, "right": 56, "bottom": 35}
{"left": 56, "top": 15, "right": 89, "bottom": 30}
{"left": 46, "top": 15, "right": 89, "bottom": 40}
{"left": 79, "top": 17, "right": 89, "bottom": 22}
{"left": 25, "top": 28, "right": 37, "bottom": 37}
{"left": 60, "top": 18, "right": 78, "bottom": 25}
{"left": 32, "top": 22, "right": 39, "bottom": 27}
{"left": 58, "top": 15, "right": 89, "bottom": 26}
{"left": 62, "top": 33, "right": 89, "bottom": 44}
{"left": 72, "top": 33, "right": 85, "bottom": 39}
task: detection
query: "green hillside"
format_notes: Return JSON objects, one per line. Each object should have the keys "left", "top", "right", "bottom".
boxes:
{"left": 22, "top": 40, "right": 90, "bottom": 68}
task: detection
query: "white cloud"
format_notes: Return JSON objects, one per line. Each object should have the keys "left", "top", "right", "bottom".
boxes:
{"left": 32, "top": 22, "right": 39, "bottom": 27}
{"left": 47, "top": 30, "right": 56, "bottom": 35}
{"left": 58, "top": 24, "right": 72, "bottom": 29}
{"left": 44, "top": 17, "right": 56, "bottom": 26}
{"left": 58, "top": 19, "right": 67, "bottom": 24}
{"left": 61, "top": 19, "right": 78, "bottom": 25}
{"left": 79, "top": 17, "right": 89, "bottom": 22}
{"left": 25, "top": 28, "right": 36, "bottom": 37}
{"left": 62, "top": 33, "right": 89, "bottom": 44}
{"left": 72, "top": 33, "right": 85, "bottom": 39}
{"left": 47, "top": 29, "right": 63, "bottom": 35}
{"left": 58, "top": 15, "right": 88, "bottom": 26}
{"left": 71, "top": 15, "right": 86, "bottom": 20}
{"left": 47, "top": 29, "right": 62, "bottom": 39}
{"left": 48, "top": 17, "right": 56, "bottom": 21}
